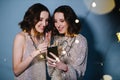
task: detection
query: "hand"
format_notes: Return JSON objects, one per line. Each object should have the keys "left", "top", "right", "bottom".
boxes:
{"left": 47, "top": 52, "right": 68, "bottom": 71}
{"left": 55, "top": 61, "right": 68, "bottom": 72}
{"left": 47, "top": 52, "right": 60, "bottom": 67}
{"left": 37, "top": 42, "right": 48, "bottom": 54}
{"left": 44, "top": 31, "right": 51, "bottom": 44}
{"left": 30, "top": 49, "right": 41, "bottom": 58}
{"left": 47, "top": 56, "right": 57, "bottom": 67}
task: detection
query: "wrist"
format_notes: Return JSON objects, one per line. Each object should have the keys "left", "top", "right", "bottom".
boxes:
{"left": 29, "top": 54, "right": 34, "bottom": 58}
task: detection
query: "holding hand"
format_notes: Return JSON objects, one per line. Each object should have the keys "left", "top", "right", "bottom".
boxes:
{"left": 37, "top": 42, "right": 48, "bottom": 54}
{"left": 44, "top": 31, "right": 51, "bottom": 44}
{"left": 47, "top": 52, "right": 68, "bottom": 72}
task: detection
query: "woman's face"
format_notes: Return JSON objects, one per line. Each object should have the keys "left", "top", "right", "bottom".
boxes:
{"left": 54, "top": 12, "right": 68, "bottom": 35}
{"left": 35, "top": 11, "right": 49, "bottom": 33}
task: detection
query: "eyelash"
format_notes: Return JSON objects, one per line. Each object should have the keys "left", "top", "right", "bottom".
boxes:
{"left": 39, "top": 19, "right": 48, "bottom": 22}
{"left": 54, "top": 20, "right": 64, "bottom": 23}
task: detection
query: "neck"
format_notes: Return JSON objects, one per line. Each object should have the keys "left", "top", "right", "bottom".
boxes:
{"left": 30, "top": 29, "right": 44, "bottom": 37}
{"left": 65, "top": 33, "right": 77, "bottom": 37}
{"left": 29, "top": 30, "right": 45, "bottom": 45}
{"left": 30, "top": 29, "right": 35, "bottom": 37}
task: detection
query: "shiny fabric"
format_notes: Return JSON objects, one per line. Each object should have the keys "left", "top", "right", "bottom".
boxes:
{"left": 48, "top": 34, "right": 88, "bottom": 80}
{"left": 14, "top": 33, "right": 46, "bottom": 80}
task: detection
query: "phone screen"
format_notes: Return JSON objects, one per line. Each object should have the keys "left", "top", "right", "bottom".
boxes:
{"left": 47, "top": 46, "right": 58, "bottom": 59}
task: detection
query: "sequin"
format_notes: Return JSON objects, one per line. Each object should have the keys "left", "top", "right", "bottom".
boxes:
{"left": 62, "top": 50, "right": 66, "bottom": 54}
{"left": 75, "top": 39, "right": 79, "bottom": 44}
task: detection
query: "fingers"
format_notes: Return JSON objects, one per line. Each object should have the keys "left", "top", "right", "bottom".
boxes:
{"left": 47, "top": 62, "right": 56, "bottom": 67}
{"left": 49, "top": 52, "right": 60, "bottom": 62}
{"left": 47, "top": 52, "right": 60, "bottom": 63}
{"left": 38, "top": 42, "right": 48, "bottom": 48}
{"left": 47, "top": 56, "right": 56, "bottom": 62}
{"left": 46, "top": 31, "right": 51, "bottom": 38}
{"left": 44, "top": 31, "right": 51, "bottom": 42}
{"left": 38, "top": 46, "right": 47, "bottom": 52}
{"left": 47, "top": 57, "right": 57, "bottom": 67}
{"left": 37, "top": 43, "right": 48, "bottom": 52}
{"left": 38, "top": 48, "right": 47, "bottom": 54}
{"left": 49, "top": 52, "right": 57, "bottom": 59}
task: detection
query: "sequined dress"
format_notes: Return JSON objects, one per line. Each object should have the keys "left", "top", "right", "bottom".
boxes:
{"left": 14, "top": 33, "right": 47, "bottom": 80}
{"left": 48, "top": 34, "right": 88, "bottom": 80}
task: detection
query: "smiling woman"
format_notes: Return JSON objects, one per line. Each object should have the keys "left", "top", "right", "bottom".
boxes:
{"left": 12, "top": 3, "right": 51, "bottom": 80}
{"left": 47, "top": 5, "right": 88, "bottom": 80}
{"left": 1, "top": 0, "right": 120, "bottom": 80}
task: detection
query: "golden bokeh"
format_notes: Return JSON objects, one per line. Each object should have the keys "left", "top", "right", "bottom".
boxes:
{"left": 116, "top": 32, "right": 120, "bottom": 42}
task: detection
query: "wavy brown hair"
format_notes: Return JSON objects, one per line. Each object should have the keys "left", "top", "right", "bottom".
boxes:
{"left": 19, "top": 3, "right": 51, "bottom": 34}
{"left": 52, "top": 5, "right": 81, "bottom": 36}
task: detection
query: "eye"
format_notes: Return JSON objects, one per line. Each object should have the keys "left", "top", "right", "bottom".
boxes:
{"left": 60, "top": 19, "right": 64, "bottom": 22}
{"left": 39, "top": 18, "right": 43, "bottom": 21}
{"left": 45, "top": 19, "right": 49, "bottom": 22}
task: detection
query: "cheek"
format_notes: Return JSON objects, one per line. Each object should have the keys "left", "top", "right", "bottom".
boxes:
{"left": 65, "top": 26, "right": 68, "bottom": 30}
{"left": 65, "top": 24, "right": 68, "bottom": 30}
{"left": 35, "top": 24, "right": 38, "bottom": 29}
{"left": 54, "top": 23, "right": 58, "bottom": 28}
{"left": 35, "top": 22, "right": 40, "bottom": 27}
{"left": 63, "top": 26, "right": 68, "bottom": 33}
{"left": 45, "top": 21, "right": 48, "bottom": 26}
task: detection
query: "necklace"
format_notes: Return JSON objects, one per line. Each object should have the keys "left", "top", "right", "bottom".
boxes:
{"left": 29, "top": 34, "right": 44, "bottom": 50}
{"left": 29, "top": 35, "right": 38, "bottom": 50}
{"left": 29, "top": 34, "right": 46, "bottom": 60}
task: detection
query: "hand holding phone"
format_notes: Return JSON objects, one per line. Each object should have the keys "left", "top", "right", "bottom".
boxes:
{"left": 47, "top": 46, "right": 58, "bottom": 59}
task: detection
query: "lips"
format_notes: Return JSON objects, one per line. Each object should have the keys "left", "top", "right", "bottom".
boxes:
{"left": 39, "top": 26, "right": 44, "bottom": 30}
{"left": 58, "top": 27, "right": 63, "bottom": 32}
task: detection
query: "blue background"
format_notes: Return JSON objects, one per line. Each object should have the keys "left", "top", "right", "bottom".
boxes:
{"left": 0, "top": 0, "right": 120, "bottom": 80}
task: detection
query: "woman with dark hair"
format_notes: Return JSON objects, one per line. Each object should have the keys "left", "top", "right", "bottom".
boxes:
{"left": 47, "top": 5, "right": 88, "bottom": 80}
{"left": 12, "top": 3, "right": 51, "bottom": 80}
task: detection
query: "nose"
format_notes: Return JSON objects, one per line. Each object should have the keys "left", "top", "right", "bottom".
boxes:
{"left": 57, "top": 24, "right": 60, "bottom": 28}
{"left": 56, "top": 23, "right": 60, "bottom": 28}
{"left": 42, "top": 20, "right": 47, "bottom": 27}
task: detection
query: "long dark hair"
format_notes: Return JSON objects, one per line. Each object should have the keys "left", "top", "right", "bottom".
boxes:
{"left": 19, "top": 3, "right": 51, "bottom": 34}
{"left": 52, "top": 5, "right": 81, "bottom": 36}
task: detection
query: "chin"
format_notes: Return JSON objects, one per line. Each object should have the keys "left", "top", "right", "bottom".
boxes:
{"left": 59, "top": 32, "right": 64, "bottom": 34}
{"left": 39, "top": 30, "right": 43, "bottom": 33}
{"left": 59, "top": 31, "right": 64, "bottom": 34}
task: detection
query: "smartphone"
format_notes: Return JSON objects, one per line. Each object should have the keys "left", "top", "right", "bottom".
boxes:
{"left": 47, "top": 46, "right": 58, "bottom": 59}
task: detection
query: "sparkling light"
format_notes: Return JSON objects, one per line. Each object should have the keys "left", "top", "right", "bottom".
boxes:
{"left": 116, "top": 32, "right": 120, "bottom": 42}
{"left": 84, "top": 0, "right": 115, "bottom": 14}
{"left": 103, "top": 75, "right": 112, "bottom": 80}
{"left": 62, "top": 50, "right": 66, "bottom": 54}
{"left": 92, "top": 2, "right": 96, "bottom": 8}
{"left": 75, "top": 39, "right": 79, "bottom": 44}
{"left": 75, "top": 19, "right": 79, "bottom": 23}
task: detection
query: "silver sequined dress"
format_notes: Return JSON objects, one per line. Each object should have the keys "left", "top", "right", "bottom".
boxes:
{"left": 48, "top": 34, "right": 88, "bottom": 80}
{"left": 14, "top": 33, "right": 47, "bottom": 80}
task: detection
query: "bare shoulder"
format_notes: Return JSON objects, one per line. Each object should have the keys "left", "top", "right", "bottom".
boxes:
{"left": 14, "top": 32, "right": 26, "bottom": 43}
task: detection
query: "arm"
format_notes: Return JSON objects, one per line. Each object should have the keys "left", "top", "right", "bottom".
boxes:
{"left": 12, "top": 33, "right": 40, "bottom": 76}
{"left": 47, "top": 35, "right": 88, "bottom": 80}
{"left": 62, "top": 36, "right": 88, "bottom": 80}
